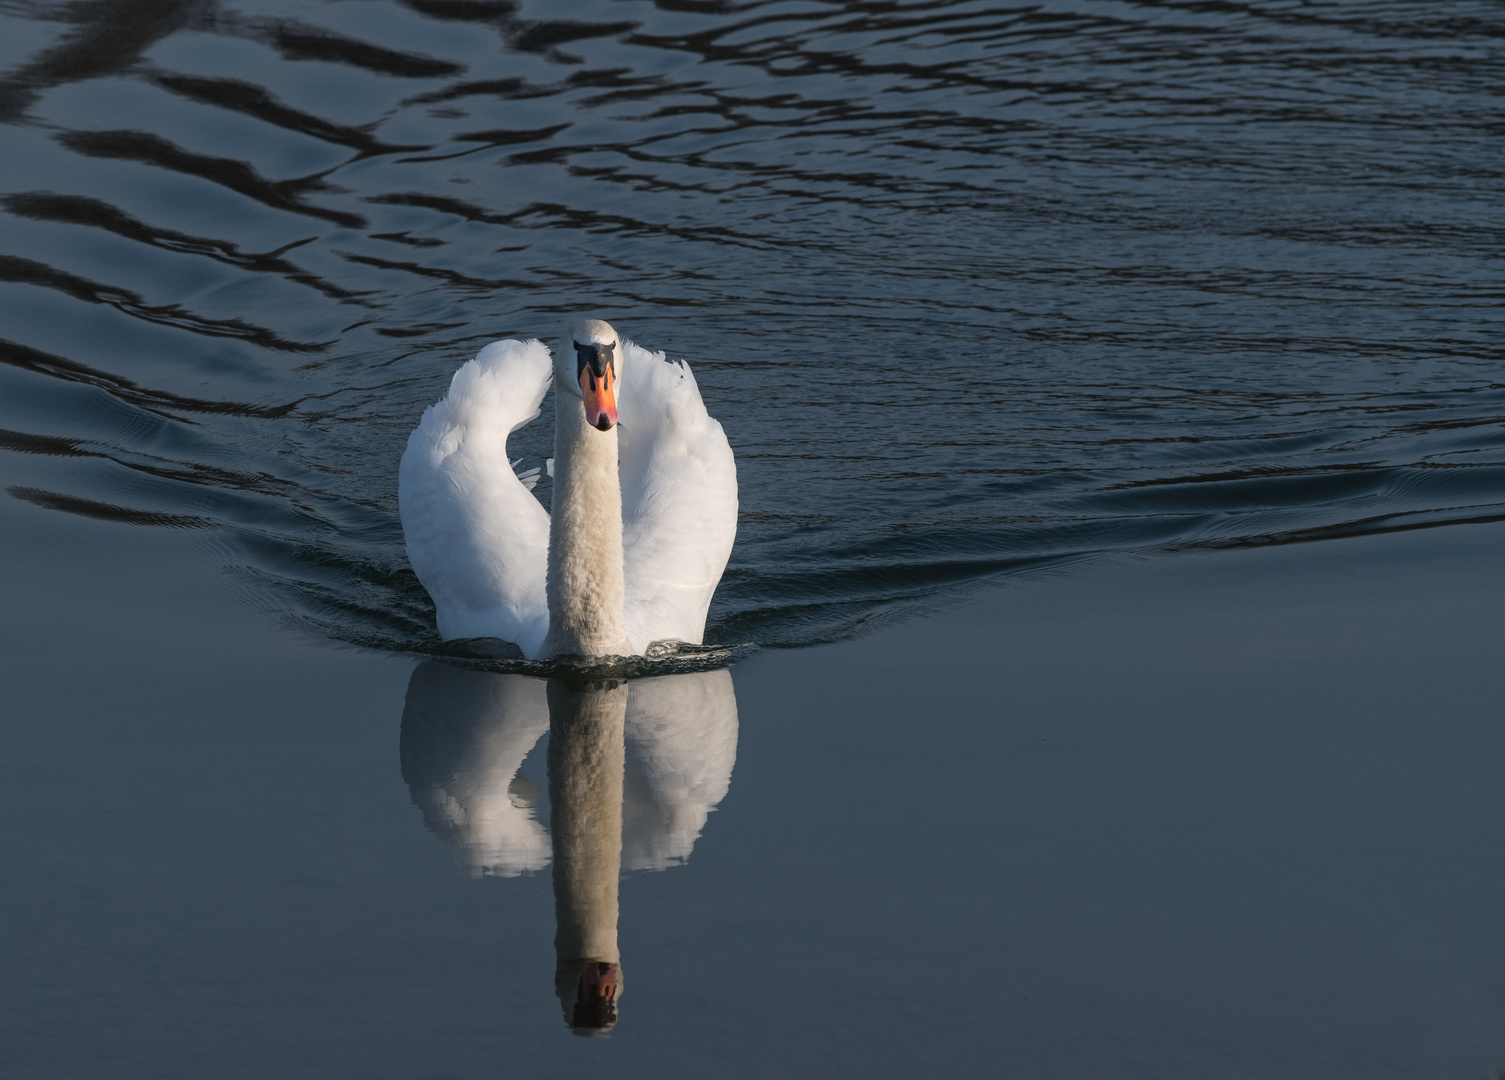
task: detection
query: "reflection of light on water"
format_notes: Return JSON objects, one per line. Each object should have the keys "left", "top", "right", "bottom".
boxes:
{"left": 399, "top": 663, "right": 551, "bottom": 877}
{"left": 398, "top": 661, "right": 739, "bottom": 1032}
{"left": 624, "top": 672, "right": 738, "bottom": 871}
{"left": 547, "top": 677, "right": 628, "bottom": 1036}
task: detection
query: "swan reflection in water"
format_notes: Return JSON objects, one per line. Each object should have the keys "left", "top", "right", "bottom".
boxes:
{"left": 399, "top": 661, "right": 738, "bottom": 1034}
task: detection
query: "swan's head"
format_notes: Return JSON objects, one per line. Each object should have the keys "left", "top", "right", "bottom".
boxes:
{"left": 560, "top": 319, "right": 620, "bottom": 432}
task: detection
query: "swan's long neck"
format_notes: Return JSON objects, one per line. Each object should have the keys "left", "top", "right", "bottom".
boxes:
{"left": 544, "top": 397, "right": 629, "bottom": 658}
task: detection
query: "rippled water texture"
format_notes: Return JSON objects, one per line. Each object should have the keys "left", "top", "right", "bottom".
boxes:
{"left": 0, "top": 0, "right": 1500, "bottom": 653}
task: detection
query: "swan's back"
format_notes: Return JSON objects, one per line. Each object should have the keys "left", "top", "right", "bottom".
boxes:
{"left": 617, "top": 341, "right": 738, "bottom": 653}
{"left": 399, "top": 339, "right": 552, "bottom": 655}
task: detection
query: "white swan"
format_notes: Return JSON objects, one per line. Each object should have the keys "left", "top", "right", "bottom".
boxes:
{"left": 398, "top": 319, "right": 738, "bottom": 659}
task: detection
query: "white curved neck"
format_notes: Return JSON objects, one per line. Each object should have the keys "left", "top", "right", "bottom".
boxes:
{"left": 543, "top": 396, "right": 629, "bottom": 658}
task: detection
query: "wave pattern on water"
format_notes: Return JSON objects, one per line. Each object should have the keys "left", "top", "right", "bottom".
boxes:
{"left": 0, "top": 0, "right": 1500, "bottom": 653}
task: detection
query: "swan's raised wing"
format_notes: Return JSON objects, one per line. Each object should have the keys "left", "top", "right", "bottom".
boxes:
{"left": 622, "top": 670, "right": 739, "bottom": 871}
{"left": 616, "top": 340, "right": 738, "bottom": 653}
{"left": 399, "top": 339, "right": 552, "bottom": 656}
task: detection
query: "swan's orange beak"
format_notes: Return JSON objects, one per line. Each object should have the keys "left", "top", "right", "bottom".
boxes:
{"left": 580, "top": 362, "right": 617, "bottom": 431}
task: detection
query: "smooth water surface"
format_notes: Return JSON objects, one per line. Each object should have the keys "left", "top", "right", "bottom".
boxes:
{"left": 5, "top": 486, "right": 1505, "bottom": 1077}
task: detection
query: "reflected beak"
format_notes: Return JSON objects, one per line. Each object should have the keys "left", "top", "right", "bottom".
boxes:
{"left": 571, "top": 961, "right": 620, "bottom": 1030}
{"left": 580, "top": 362, "right": 617, "bottom": 431}
{"left": 581, "top": 961, "right": 619, "bottom": 1001}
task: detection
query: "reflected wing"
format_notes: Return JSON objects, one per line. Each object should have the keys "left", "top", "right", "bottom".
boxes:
{"left": 398, "top": 662, "right": 551, "bottom": 877}
{"left": 399, "top": 339, "right": 552, "bottom": 656}
{"left": 622, "top": 670, "right": 739, "bottom": 870}
{"left": 616, "top": 340, "right": 738, "bottom": 653}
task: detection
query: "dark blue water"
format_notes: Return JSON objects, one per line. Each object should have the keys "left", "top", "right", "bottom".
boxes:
{"left": 1, "top": 0, "right": 1500, "bottom": 652}
{"left": 8, "top": 484, "right": 1505, "bottom": 1077}
{"left": 4, "top": 8, "right": 1505, "bottom": 1074}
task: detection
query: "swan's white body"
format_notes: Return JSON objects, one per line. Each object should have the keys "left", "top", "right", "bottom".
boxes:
{"left": 398, "top": 327, "right": 737, "bottom": 659}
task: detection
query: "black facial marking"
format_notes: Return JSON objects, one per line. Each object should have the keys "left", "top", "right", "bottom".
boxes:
{"left": 573, "top": 340, "right": 615, "bottom": 382}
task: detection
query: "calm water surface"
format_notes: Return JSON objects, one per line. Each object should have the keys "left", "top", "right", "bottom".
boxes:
{"left": 2, "top": 1, "right": 1504, "bottom": 1075}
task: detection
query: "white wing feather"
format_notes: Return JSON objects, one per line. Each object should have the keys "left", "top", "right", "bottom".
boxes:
{"left": 399, "top": 340, "right": 552, "bottom": 656}
{"left": 616, "top": 340, "right": 738, "bottom": 653}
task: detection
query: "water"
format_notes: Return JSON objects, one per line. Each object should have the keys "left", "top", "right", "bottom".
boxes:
{"left": 8, "top": 488, "right": 1505, "bottom": 1077}
{"left": 0, "top": 0, "right": 1499, "bottom": 653}
{"left": 3, "top": 1, "right": 1505, "bottom": 1074}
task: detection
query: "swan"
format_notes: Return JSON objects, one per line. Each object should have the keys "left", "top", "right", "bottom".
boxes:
{"left": 398, "top": 319, "right": 738, "bottom": 660}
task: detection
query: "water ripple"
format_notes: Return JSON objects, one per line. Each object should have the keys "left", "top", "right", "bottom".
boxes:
{"left": 0, "top": 0, "right": 1500, "bottom": 653}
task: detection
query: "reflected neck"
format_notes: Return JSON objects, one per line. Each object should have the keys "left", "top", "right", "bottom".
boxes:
{"left": 548, "top": 678, "right": 627, "bottom": 1031}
